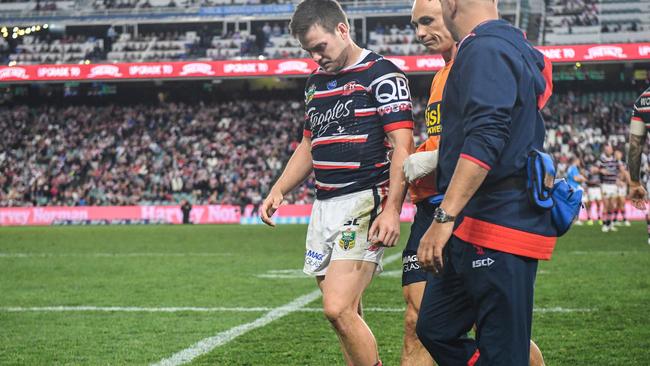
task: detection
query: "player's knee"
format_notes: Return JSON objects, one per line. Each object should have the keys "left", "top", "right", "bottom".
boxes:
{"left": 322, "top": 300, "right": 353, "bottom": 325}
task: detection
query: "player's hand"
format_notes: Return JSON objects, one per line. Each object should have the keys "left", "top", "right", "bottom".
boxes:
{"left": 260, "top": 189, "right": 283, "bottom": 227}
{"left": 418, "top": 221, "right": 454, "bottom": 274}
{"left": 628, "top": 181, "right": 648, "bottom": 210}
{"left": 403, "top": 150, "right": 439, "bottom": 183}
{"left": 368, "top": 208, "right": 400, "bottom": 247}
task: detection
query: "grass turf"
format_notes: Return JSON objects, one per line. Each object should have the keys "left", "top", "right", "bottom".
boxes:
{"left": 0, "top": 223, "right": 648, "bottom": 365}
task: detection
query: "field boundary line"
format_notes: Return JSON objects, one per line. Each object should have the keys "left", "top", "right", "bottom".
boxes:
{"left": 150, "top": 290, "right": 322, "bottom": 366}
{"left": 0, "top": 253, "right": 232, "bottom": 258}
{"left": 0, "top": 306, "right": 597, "bottom": 314}
{"left": 149, "top": 251, "right": 402, "bottom": 366}
{"left": 1, "top": 306, "right": 272, "bottom": 313}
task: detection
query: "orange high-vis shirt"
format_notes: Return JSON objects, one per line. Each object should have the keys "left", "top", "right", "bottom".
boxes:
{"left": 409, "top": 59, "right": 454, "bottom": 203}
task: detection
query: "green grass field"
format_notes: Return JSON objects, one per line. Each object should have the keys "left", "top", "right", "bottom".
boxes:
{"left": 1, "top": 223, "right": 649, "bottom": 365}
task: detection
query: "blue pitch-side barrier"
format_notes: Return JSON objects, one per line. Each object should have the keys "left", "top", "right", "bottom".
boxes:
{"left": 240, "top": 216, "right": 310, "bottom": 225}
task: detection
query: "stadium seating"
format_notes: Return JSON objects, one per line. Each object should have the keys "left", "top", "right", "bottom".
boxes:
{"left": 107, "top": 32, "right": 198, "bottom": 62}
{"left": 9, "top": 35, "right": 104, "bottom": 64}
{"left": 368, "top": 24, "right": 427, "bottom": 56}
{"left": 544, "top": 0, "right": 650, "bottom": 44}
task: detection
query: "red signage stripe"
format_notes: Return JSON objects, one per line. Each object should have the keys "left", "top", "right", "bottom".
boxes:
{"left": 0, "top": 43, "right": 648, "bottom": 82}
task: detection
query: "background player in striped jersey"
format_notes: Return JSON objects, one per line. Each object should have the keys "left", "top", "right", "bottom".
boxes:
{"left": 627, "top": 85, "right": 650, "bottom": 243}
{"left": 260, "top": 1, "right": 415, "bottom": 365}
{"left": 585, "top": 164, "right": 603, "bottom": 225}
{"left": 402, "top": 1, "right": 544, "bottom": 365}
{"left": 598, "top": 144, "right": 625, "bottom": 232}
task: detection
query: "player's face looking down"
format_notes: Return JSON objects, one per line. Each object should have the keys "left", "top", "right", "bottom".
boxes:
{"left": 411, "top": 0, "right": 455, "bottom": 53}
{"left": 300, "top": 23, "right": 352, "bottom": 73}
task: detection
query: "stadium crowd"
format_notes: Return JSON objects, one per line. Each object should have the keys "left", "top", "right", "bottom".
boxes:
{"left": 0, "top": 99, "right": 311, "bottom": 208}
{"left": 543, "top": 90, "right": 633, "bottom": 175}
{"left": 0, "top": 88, "right": 643, "bottom": 208}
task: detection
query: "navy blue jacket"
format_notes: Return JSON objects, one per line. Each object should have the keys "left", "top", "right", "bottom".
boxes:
{"left": 437, "top": 20, "right": 556, "bottom": 260}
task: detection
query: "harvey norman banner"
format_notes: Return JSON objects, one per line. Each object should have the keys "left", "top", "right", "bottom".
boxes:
{"left": 0, "top": 204, "right": 417, "bottom": 226}
{"left": 0, "top": 42, "right": 648, "bottom": 82}
{"left": 0, "top": 205, "right": 241, "bottom": 226}
{"left": 0, "top": 202, "right": 645, "bottom": 226}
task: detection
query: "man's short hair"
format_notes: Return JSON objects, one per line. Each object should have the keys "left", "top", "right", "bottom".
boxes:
{"left": 289, "top": 0, "right": 349, "bottom": 38}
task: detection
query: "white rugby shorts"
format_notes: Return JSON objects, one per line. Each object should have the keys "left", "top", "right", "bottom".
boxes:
{"left": 617, "top": 184, "right": 627, "bottom": 198}
{"left": 601, "top": 183, "right": 618, "bottom": 199}
{"left": 587, "top": 187, "right": 602, "bottom": 201}
{"left": 303, "top": 188, "right": 386, "bottom": 277}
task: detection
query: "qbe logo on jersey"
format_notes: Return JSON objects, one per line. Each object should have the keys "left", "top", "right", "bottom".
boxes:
{"left": 373, "top": 73, "right": 411, "bottom": 104}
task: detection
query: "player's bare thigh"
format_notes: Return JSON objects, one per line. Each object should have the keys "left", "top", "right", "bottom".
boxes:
{"left": 318, "top": 259, "right": 377, "bottom": 309}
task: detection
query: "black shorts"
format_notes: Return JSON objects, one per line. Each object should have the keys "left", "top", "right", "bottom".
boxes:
{"left": 402, "top": 200, "right": 437, "bottom": 286}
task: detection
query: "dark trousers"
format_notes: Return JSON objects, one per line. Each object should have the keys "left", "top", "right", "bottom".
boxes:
{"left": 416, "top": 236, "right": 538, "bottom": 366}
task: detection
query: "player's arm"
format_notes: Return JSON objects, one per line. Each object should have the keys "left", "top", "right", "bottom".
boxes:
{"left": 367, "top": 61, "right": 416, "bottom": 246}
{"left": 369, "top": 128, "right": 414, "bottom": 247}
{"left": 260, "top": 136, "right": 313, "bottom": 226}
{"left": 620, "top": 164, "right": 631, "bottom": 185}
{"left": 628, "top": 113, "right": 648, "bottom": 209}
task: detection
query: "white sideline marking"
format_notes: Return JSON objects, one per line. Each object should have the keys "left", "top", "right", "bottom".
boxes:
{"left": 257, "top": 268, "right": 548, "bottom": 280}
{"left": 150, "top": 290, "right": 323, "bottom": 366}
{"left": 379, "top": 270, "right": 401, "bottom": 277}
{"left": 1, "top": 306, "right": 272, "bottom": 313}
{"left": 256, "top": 269, "right": 307, "bottom": 279}
{"left": 0, "top": 306, "right": 596, "bottom": 314}
{"left": 0, "top": 253, "right": 232, "bottom": 258}
{"left": 150, "top": 251, "right": 403, "bottom": 366}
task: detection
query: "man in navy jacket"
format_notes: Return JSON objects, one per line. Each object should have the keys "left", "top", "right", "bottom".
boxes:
{"left": 415, "top": 0, "right": 554, "bottom": 364}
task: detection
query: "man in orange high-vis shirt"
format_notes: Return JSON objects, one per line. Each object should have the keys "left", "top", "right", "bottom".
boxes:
{"left": 402, "top": 1, "right": 545, "bottom": 365}
{"left": 399, "top": 1, "right": 455, "bottom": 365}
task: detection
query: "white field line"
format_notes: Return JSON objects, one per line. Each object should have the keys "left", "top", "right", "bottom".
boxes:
{"left": 0, "top": 306, "right": 595, "bottom": 314}
{"left": 0, "top": 253, "right": 232, "bottom": 258}
{"left": 150, "top": 290, "right": 323, "bottom": 366}
{"left": 150, "top": 251, "right": 403, "bottom": 366}
{"left": 0, "top": 306, "right": 273, "bottom": 313}
{"left": 257, "top": 268, "right": 549, "bottom": 280}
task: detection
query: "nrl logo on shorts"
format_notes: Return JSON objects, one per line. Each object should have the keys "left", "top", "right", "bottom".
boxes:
{"left": 305, "top": 84, "right": 316, "bottom": 104}
{"left": 339, "top": 229, "right": 356, "bottom": 250}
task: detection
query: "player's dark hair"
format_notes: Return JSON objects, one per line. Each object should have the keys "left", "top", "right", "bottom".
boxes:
{"left": 289, "top": 0, "right": 349, "bottom": 38}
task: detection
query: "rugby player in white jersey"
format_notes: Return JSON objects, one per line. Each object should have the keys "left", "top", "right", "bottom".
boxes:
{"left": 260, "top": 1, "right": 415, "bottom": 365}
